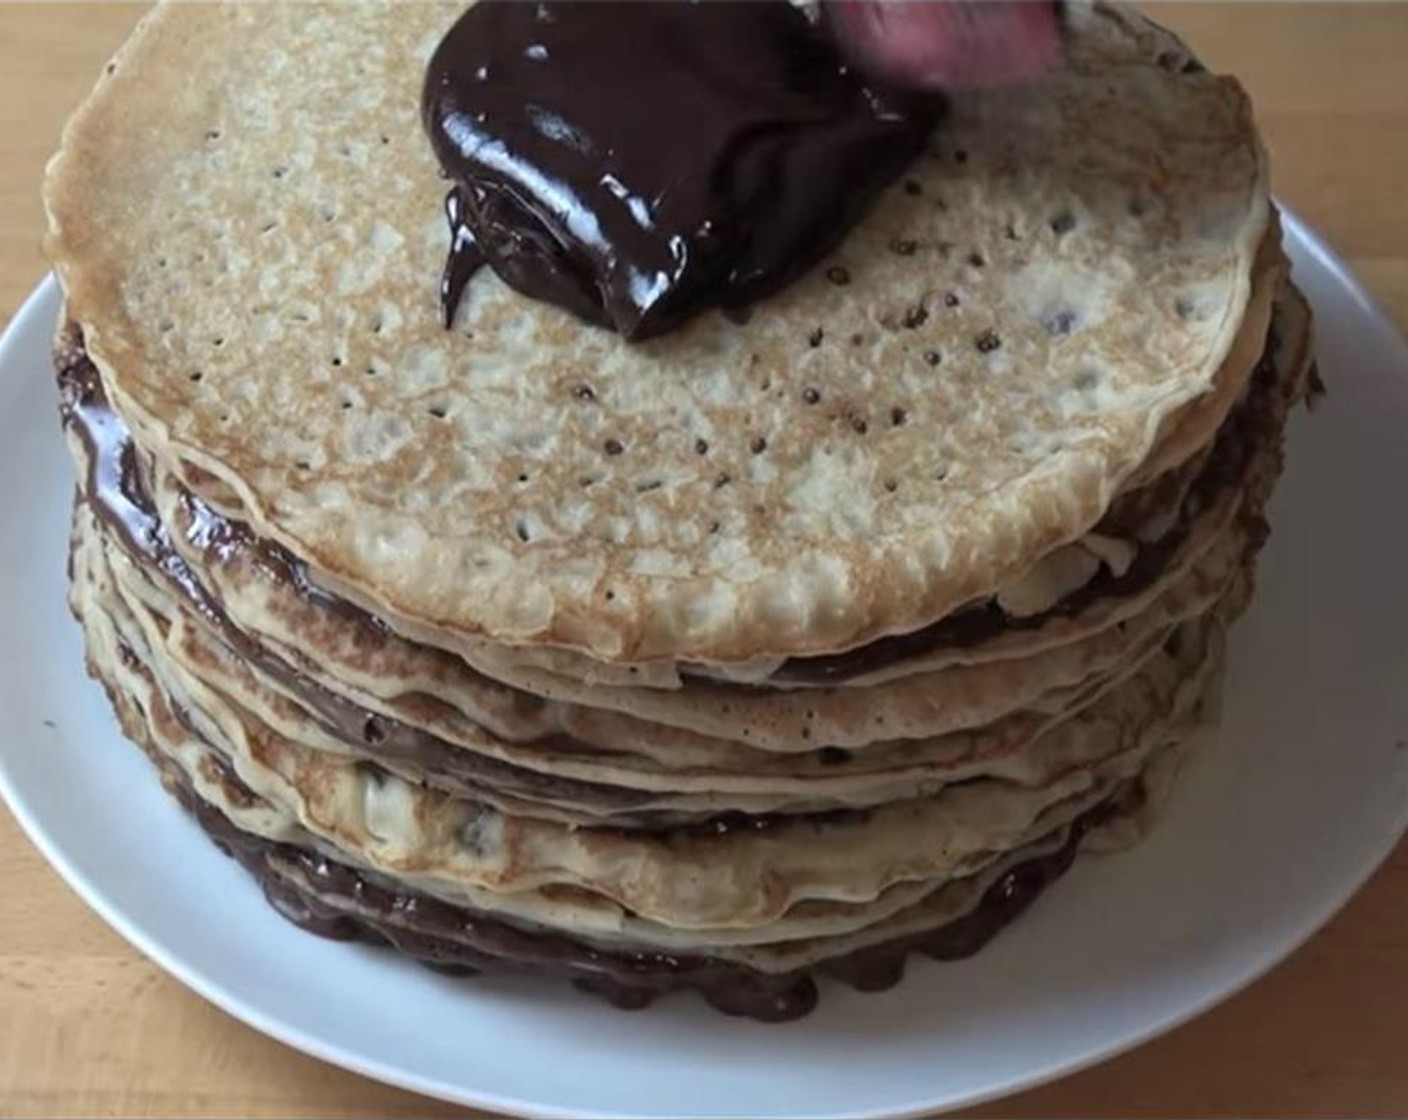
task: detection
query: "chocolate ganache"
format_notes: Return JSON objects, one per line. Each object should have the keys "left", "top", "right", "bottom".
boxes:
{"left": 423, "top": 0, "right": 937, "bottom": 339}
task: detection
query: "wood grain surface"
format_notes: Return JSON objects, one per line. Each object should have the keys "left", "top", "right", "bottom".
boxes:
{"left": 2, "top": 4, "right": 1406, "bottom": 1117}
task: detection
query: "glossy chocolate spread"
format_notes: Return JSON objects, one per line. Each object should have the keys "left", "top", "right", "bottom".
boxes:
{"left": 423, "top": 0, "right": 936, "bottom": 338}
{"left": 169, "top": 749, "right": 1117, "bottom": 1022}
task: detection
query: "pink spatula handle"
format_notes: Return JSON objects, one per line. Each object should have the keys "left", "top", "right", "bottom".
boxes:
{"left": 828, "top": 1, "right": 1064, "bottom": 89}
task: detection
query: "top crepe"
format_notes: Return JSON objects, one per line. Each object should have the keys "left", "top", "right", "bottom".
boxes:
{"left": 43, "top": 1, "right": 1269, "bottom": 665}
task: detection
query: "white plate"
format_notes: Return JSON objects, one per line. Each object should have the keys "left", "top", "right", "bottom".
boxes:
{"left": 3, "top": 214, "right": 1408, "bottom": 1119}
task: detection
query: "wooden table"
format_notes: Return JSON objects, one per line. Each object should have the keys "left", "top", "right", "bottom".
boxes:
{"left": 3, "top": 4, "right": 1407, "bottom": 1116}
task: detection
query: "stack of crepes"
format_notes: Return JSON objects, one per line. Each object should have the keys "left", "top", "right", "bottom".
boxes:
{"left": 43, "top": 1, "right": 1314, "bottom": 1020}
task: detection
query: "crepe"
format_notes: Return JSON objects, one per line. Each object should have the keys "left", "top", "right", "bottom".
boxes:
{"left": 46, "top": 0, "right": 1269, "bottom": 665}
{"left": 73, "top": 498, "right": 1207, "bottom": 936}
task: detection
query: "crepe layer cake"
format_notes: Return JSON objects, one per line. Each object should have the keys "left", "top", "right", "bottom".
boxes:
{"left": 42, "top": 1, "right": 1315, "bottom": 1019}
